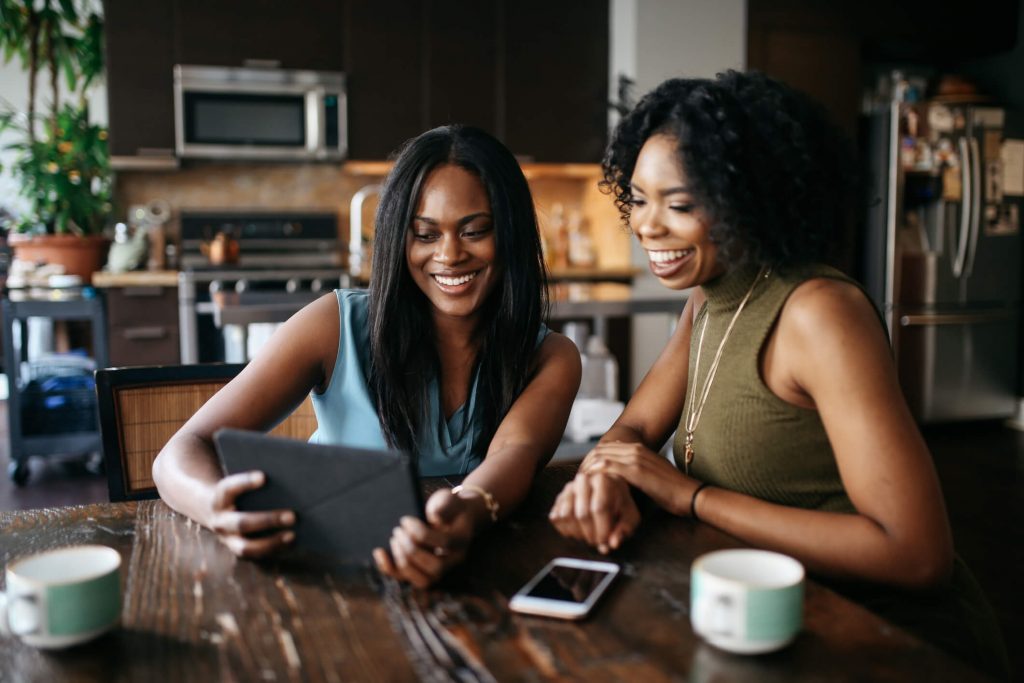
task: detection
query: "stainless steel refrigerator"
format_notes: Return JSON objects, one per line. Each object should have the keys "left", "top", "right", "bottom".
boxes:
{"left": 864, "top": 89, "right": 1022, "bottom": 422}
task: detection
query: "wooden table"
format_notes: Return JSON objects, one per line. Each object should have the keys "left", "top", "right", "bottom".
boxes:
{"left": 0, "top": 465, "right": 985, "bottom": 682}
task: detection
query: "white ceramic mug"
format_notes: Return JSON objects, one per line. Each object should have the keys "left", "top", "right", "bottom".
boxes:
{"left": 690, "top": 549, "right": 804, "bottom": 654}
{"left": 0, "top": 545, "right": 122, "bottom": 649}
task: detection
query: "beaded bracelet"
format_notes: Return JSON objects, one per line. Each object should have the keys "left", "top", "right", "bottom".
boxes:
{"left": 690, "top": 482, "right": 711, "bottom": 521}
{"left": 451, "top": 484, "right": 500, "bottom": 522}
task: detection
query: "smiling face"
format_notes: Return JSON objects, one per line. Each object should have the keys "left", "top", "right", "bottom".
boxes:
{"left": 405, "top": 163, "right": 500, "bottom": 324}
{"left": 629, "top": 134, "right": 725, "bottom": 290}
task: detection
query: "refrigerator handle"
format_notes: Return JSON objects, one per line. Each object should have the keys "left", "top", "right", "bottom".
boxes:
{"left": 951, "top": 136, "right": 972, "bottom": 278}
{"left": 964, "top": 137, "right": 983, "bottom": 277}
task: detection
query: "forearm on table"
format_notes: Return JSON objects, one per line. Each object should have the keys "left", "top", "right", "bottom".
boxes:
{"left": 152, "top": 433, "right": 223, "bottom": 527}
{"left": 694, "top": 486, "right": 952, "bottom": 589}
{"left": 458, "top": 445, "right": 544, "bottom": 530}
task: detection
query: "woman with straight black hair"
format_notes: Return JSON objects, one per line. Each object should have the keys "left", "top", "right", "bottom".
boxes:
{"left": 154, "top": 125, "right": 581, "bottom": 587}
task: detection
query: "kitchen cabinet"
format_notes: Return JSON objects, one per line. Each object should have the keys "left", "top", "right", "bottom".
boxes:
{"left": 103, "top": 0, "right": 177, "bottom": 159}
{"left": 104, "top": 0, "right": 609, "bottom": 164}
{"left": 103, "top": 0, "right": 345, "bottom": 164}
{"left": 502, "top": 0, "right": 609, "bottom": 163}
{"left": 105, "top": 286, "right": 180, "bottom": 367}
{"left": 424, "top": 0, "right": 499, "bottom": 134}
{"left": 344, "top": 0, "right": 424, "bottom": 160}
{"left": 345, "top": 0, "right": 609, "bottom": 161}
{"left": 172, "top": 0, "right": 345, "bottom": 71}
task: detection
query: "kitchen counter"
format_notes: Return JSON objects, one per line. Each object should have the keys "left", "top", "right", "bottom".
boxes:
{"left": 210, "top": 284, "right": 684, "bottom": 328}
{"left": 91, "top": 270, "right": 180, "bottom": 287}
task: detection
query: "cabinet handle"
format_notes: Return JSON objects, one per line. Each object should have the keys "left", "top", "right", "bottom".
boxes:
{"left": 122, "top": 287, "right": 165, "bottom": 298}
{"left": 123, "top": 326, "right": 169, "bottom": 340}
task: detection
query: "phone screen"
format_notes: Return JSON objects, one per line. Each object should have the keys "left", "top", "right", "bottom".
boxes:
{"left": 525, "top": 565, "right": 615, "bottom": 604}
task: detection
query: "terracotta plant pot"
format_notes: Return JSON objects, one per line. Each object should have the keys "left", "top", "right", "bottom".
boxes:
{"left": 8, "top": 233, "right": 111, "bottom": 284}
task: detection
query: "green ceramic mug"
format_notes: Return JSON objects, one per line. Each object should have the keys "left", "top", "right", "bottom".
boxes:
{"left": 0, "top": 545, "right": 122, "bottom": 649}
{"left": 690, "top": 549, "right": 804, "bottom": 654}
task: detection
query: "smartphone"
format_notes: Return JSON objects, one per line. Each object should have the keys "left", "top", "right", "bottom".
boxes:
{"left": 508, "top": 557, "right": 620, "bottom": 620}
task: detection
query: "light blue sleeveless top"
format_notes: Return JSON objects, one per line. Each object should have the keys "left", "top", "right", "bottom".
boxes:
{"left": 309, "top": 289, "right": 548, "bottom": 477}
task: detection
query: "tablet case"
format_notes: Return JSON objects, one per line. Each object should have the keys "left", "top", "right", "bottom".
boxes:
{"left": 213, "top": 428, "right": 424, "bottom": 564}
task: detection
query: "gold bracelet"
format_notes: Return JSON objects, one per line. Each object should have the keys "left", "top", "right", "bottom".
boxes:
{"left": 451, "top": 484, "right": 500, "bottom": 522}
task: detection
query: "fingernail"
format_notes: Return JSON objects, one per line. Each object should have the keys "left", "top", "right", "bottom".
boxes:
{"left": 598, "top": 544, "right": 608, "bottom": 554}
{"left": 283, "top": 531, "right": 295, "bottom": 543}
{"left": 251, "top": 471, "right": 264, "bottom": 485}
{"left": 280, "top": 511, "right": 295, "bottom": 525}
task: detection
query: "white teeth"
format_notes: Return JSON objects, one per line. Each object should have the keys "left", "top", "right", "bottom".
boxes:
{"left": 648, "top": 249, "right": 689, "bottom": 263}
{"left": 434, "top": 272, "right": 477, "bottom": 286}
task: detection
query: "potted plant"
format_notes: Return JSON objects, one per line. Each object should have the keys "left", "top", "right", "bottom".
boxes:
{"left": 0, "top": 0, "right": 110, "bottom": 282}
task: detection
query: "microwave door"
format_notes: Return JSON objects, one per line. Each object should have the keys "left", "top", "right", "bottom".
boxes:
{"left": 179, "top": 91, "right": 310, "bottom": 159}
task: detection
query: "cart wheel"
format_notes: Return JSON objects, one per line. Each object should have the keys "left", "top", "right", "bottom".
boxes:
{"left": 8, "top": 461, "right": 29, "bottom": 487}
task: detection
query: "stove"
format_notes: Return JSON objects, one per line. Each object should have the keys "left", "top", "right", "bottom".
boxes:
{"left": 177, "top": 211, "right": 351, "bottom": 363}
{"left": 179, "top": 210, "right": 344, "bottom": 271}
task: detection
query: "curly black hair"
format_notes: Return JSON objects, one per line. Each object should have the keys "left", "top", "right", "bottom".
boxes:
{"left": 601, "top": 70, "right": 856, "bottom": 269}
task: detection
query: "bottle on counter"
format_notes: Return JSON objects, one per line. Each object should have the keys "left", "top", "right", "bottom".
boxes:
{"left": 579, "top": 334, "right": 618, "bottom": 402}
{"left": 547, "top": 202, "right": 569, "bottom": 269}
{"left": 567, "top": 209, "right": 596, "bottom": 268}
{"left": 566, "top": 333, "right": 624, "bottom": 442}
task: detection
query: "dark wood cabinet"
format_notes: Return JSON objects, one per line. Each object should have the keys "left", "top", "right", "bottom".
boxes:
{"left": 104, "top": 0, "right": 609, "bottom": 163}
{"left": 502, "top": 0, "right": 609, "bottom": 163}
{"left": 345, "top": 0, "right": 608, "bottom": 161}
{"left": 103, "top": 0, "right": 176, "bottom": 157}
{"left": 424, "top": 0, "right": 499, "bottom": 135}
{"left": 172, "top": 0, "right": 345, "bottom": 70}
{"left": 105, "top": 286, "right": 180, "bottom": 366}
{"left": 343, "top": 0, "right": 424, "bottom": 160}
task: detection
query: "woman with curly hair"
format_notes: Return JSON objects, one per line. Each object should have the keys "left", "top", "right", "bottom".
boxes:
{"left": 548, "top": 71, "right": 1008, "bottom": 678}
{"left": 154, "top": 125, "right": 581, "bottom": 587}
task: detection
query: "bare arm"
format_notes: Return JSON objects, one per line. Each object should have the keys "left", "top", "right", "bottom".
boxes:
{"left": 461, "top": 331, "right": 583, "bottom": 525}
{"left": 376, "top": 332, "right": 582, "bottom": 586}
{"left": 598, "top": 292, "right": 698, "bottom": 449}
{"left": 690, "top": 280, "right": 953, "bottom": 587}
{"left": 152, "top": 293, "right": 339, "bottom": 554}
{"left": 550, "top": 294, "right": 698, "bottom": 552}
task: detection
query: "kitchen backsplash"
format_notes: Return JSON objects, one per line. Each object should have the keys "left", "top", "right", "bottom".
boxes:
{"left": 114, "top": 162, "right": 629, "bottom": 272}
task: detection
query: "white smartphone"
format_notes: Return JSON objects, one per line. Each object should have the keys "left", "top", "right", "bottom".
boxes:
{"left": 508, "top": 557, "right": 620, "bottom": 620}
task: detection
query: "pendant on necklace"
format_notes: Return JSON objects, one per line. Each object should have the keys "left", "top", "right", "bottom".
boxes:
{"left": 683, "top": 430, "right": 695, "bottom": 475}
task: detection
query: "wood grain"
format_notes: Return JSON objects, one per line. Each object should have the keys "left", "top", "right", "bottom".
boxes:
{"left": 0, "top": 466, "right": 989, "bottom": 682}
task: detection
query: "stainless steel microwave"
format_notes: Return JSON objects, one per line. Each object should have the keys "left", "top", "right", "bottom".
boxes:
{"left": 173, "top": 65, "right": 347, "bottom": 161}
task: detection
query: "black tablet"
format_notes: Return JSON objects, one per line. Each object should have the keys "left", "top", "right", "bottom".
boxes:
{"left": 213, "top": 428, "right": 424, "bottom": 564}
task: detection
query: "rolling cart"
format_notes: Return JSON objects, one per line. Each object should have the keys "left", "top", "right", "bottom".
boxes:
{"left": 2, "top": 291, "right": 107, "bottom": 486}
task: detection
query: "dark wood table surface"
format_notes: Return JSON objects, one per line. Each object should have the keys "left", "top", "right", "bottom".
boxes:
{"left": 0, "top": 464, "right": 987, "bottom": 682}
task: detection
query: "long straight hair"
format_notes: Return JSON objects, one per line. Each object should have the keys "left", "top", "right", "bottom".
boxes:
{"left": 367, "top": 125, "right": 548, "bottom": 458}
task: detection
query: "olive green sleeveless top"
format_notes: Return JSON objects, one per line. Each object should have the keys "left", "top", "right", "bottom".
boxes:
{"left": 673, "top": 263, "right": 861, "bottom": 513}
{"left": 671, "top": 264, "right": 1010, "bottom": 679}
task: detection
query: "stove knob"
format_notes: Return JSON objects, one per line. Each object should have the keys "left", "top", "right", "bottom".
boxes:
{"left": 209, "top": 281, "right": 222, "bottom": 294}
{"left": 234, "top": 279, "right": 248, "bottom": 294}
{"left": 310, "top": 278, "right": 324, "bottom": 293}
{"left": 286, "top": 279, "right": 300, "bottom": 293}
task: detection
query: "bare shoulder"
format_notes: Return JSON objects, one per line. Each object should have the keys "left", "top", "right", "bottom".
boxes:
{"left": 252, "top": 291, "right": 341, "bottom": 390}
{"left": 781, "top": 277, "right": 886, "bottom": 344}
{"left": 536, "top": 331, "right": 583, "bottom": 372}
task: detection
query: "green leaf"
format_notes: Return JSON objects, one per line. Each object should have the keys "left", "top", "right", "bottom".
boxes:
{"left": 56, "top": 0, "right": 77, "bottom": 24}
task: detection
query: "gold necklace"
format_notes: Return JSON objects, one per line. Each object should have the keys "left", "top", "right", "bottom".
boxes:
{"left": 683, "top": 267, "right": 770, "bottom": 475}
